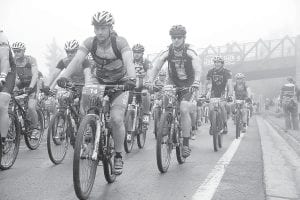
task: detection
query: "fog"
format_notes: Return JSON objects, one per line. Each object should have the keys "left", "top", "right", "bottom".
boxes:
{"left": 0, "top": 0, "right": 299, "bottom": 75}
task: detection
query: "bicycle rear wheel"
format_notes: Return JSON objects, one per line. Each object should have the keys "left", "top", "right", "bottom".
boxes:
{"left": 73, "top": 115, "right": 98, "bottom": 200}
{"left": 156, "top": 112, "right": 172, "bottom": 173}
{"left": 24, "top": 110, "right": 44, "bottom": 150}
{"left": 137, "top": 117, "right": 146, "bottom": 149}
{"left": 124, "top": 110, "right": 134, "bottom": 153}
{"left": 47, "top": 112, "right": 69, "bottom": 165}
{"left": 0, "top": 112, "right": 21, "bottom": 170}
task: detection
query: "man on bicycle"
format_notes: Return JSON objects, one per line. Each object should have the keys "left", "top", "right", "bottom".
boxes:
{"left": 206, "top": 55, "right": 233, "bottom": 135}
{"left": 56, "top": 11, "right": 136, "bottom": 175}
{"left": 42, "top": 40, "right": 92, "bottom": 115}
{"left": 132, "top": 44, "right": 152, "bottom": 125}
{"left": 146, "top": 25, "right": 201, "bottom": 158}
{"left": 233, "top": 73, "right": 250, "bottom": 132}
{"left": 0, "top": 30, "right": 16, "bottom": 147}
{"left": 12, "top": 42, "right": 40, "bottom": 139}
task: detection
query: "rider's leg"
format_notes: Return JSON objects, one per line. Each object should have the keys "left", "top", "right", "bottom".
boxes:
{"left": 220, "top": 101, "right": 228, "bottom": 133}
{"left": 0, "top": 72, "right": 15, "bottom": 141}
{"left": 110, "top": 92, "right": 128, "bottom": 153}
{"left": 0, "top": 93, "right": 11, "bottom": 140}
{"left": 180, "top": 101, "right": 192, "bottom": 143}
{"left": 290, "top": 103, "right": 299, "bottom": 130}
{"left": 28, "top": 96, "right": 39, "bottom": 128}
{"left": 141, "top": 90, "right": 150, "bottom": 124}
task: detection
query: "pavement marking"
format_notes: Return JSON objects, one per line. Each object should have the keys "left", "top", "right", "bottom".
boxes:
{"left": 192, "top": 133, "right": 245, "bottom": 200}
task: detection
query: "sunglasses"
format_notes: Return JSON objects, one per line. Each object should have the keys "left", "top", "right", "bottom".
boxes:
{"left": 171, "top": 36, "right": 184, "bottom": 40}
{"left": 66, "top": 50, "right": 77, "bottom": 54}
{"left": 13, "top": 49, "right": 22, "bottom": 53}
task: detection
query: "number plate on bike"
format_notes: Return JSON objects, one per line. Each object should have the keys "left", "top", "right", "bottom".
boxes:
{"left": 82, "top": 84, "right": 105, "bottom": 98}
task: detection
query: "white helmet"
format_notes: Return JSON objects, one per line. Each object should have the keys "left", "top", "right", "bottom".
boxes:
{"left": 12, "top": 42, "right": 26, "bottom": 50}
{"left": 235, "top": 73, "right": 245, "bottom": 79}
{"left": 64, "top": 40, "right": 79, "bottom": 51}
{"left": 92, "top": 11, "right": 114, "bottom": 26}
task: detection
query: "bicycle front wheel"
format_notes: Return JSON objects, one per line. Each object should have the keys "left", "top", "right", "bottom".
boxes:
{"left": 156, "top": 112, "right": 172, "bottom": 173}
{"left": 0, "top": 112, "right": 21, "bottom": 170}
{"left": 73, "top": 114, "right": 98, "bottom": 200}
{"left": 103, "top": 131, "right": 116, "bottom": 183}
{"left": 211, "top": 111, "right": 218, "bottom": 152}
{"left": 47, "top": 112, "right": 69, "bottom": 165}
{"left": 235, "top": 112, "right": 241, "bottom": 139}
{"left": 124, "top": 110, "right": 134, "bottom": 153}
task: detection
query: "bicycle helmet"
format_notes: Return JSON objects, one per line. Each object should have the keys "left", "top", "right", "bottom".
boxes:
{"left": 12, "top": 42, "right": 26, "bottom": 50}
{"left": 169, "top": 25, "right": 186, "bottom": 36}
{"left": 92, "top": 11, "right": 115, "bottom": 26}
{"left": 64, "top": 40, "right": 79, "bottom": 51}
{"left": 132, "top": 44, "right": 145, "bottom": 53}
{"left": 235, "top": 73, "right": 245, "bottom": 79}
{"left": 212, "top": 55, "right": 224, "bottom": 64}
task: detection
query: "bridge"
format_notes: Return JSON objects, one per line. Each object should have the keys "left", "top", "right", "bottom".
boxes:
{"left": 148, "top": 35, "right": 300, "bottom": 98}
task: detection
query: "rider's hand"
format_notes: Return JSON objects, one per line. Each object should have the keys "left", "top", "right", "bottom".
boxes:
{"left": 57, "top": 77, "right": 70, "bottom": 88}
{"left": 124, "top": 78, "right": 136, "bottom": 91}
{"left": 40, "top": 85, "right": 50, "bottom": 95}
{"left": 190, "top": 80, "right": 200, "bottom": 92}
{"left": 0, "top": 73, "right": 7, "bottom": 87}
{"left": 227, "top": 96, "right": 233, "bottom": 102}
{"left": 24, "top": 87, "right": 34, "bottom": 94}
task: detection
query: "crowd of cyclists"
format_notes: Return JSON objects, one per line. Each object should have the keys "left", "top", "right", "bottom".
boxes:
{"left": 0, "top": 11, "right": 255, "bottom": 199}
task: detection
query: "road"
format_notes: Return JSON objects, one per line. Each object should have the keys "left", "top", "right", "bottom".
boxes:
{"left": 0, "top": 115, "right": 298, "bottom": 200}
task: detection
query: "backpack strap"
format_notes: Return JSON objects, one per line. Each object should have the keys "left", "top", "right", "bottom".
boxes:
{"left": 111, "top": 36, "right": 122, "bottom": 60}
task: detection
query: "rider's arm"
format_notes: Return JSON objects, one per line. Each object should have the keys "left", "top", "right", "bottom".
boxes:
{"left": 29, "top": 56, "right": 39, "bottom": 88}
{"left": 58, "top": 49, "right": 88, "bottom": 80}
{"left": 116, "top": 36, "right": 135, "bottom": 79}
{"left": 0, "top": 32, "right": 10, "bottom": 75}
{"left": 205, "top": 70, "right": 212, "bottom": 97}
{"left": 225, "top": 70, "right": 233, "bottom": 96}
{"left": 147, "top": 50, "right": 168, "bottom": 82}
{"left": 44, "top": 60, "right": 64, "bottom": 87}
{"left": 187, "top": 47, "right": 201, "bottom": 82}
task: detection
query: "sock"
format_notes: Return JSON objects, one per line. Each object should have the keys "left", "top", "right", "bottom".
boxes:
{"left": 183, "top": 137, "right": 189, "bottom": 146}
{"left": 115, "top": 152, "right": 122, "bottom": 159}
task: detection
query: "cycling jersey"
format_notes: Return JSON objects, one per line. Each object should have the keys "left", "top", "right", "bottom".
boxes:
{"left": 15, "top": 55, "right": 37, "bottom": 84}
{"left": 164, "top": 44, "right": 196, "bottom": 87}
{"left": 80, "top": 35, "right": 131, "bottom": 84}
{"left": 234, "top": 83, "right": 248, "bottom": 100}
{"left": 134, "top": 58, "right": 152, "bottom": 76}
{"left": 207, "top": 67, "right": 232, "bottom": 98}
{"left": 56, "top": 57, "right": 89, "bottom": 84}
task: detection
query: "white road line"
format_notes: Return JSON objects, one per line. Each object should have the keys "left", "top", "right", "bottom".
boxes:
{"left": 192, "top": 133, "right": 245, "bottom": 200}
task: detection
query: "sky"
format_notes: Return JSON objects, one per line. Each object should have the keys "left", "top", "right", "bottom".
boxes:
{"left": 0, "top": 0, "right": 299, "bottom": 75}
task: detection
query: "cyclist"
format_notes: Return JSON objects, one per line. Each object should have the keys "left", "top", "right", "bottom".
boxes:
{"left": 146, "top": 25, "right": 201, "bottom": 158}
{"left": 12, "top": 42, "right": 40, "bottom": 139}
{"left": 233, "top": 73, "right": 250, "bottom": 132}
{"left": 206, "top": 55, "right": 233, "bottom": 135}
{"left": 41, "top": 40, "right": 91, "bottom": 115}
{"left": 132, "top": 44, "right": 152, "bottom": 125}
{"left": 0, "top": 30, "right": 16, "bottom": 146}
{"left": 56, "top": 11, "right": 136, "bottom": 175}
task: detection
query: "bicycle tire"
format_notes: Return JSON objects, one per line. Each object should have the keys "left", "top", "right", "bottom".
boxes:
{"left": 0, "top": 112, "right": 21, "bottom": 170}
{"left": 211, "top": 111, "right": 218, "bottom": 152}
{"left": 103, "top": 131, "right": 116, "bottom": 183}
{"left": 47, "top": 112, "right": 68, "bottom": 165}
{"left": 156, "top": 112, "right": 172, "bottom": 173}
{"left": 124, "top": 110, "right": 134, "bottom": 153}
{"left": 73, "top": 115, "right": 98, "bottom": 200}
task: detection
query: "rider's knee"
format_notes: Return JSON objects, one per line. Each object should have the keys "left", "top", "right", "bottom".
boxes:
{"left": 28, "top": 99, "right": 37, "bottom": 111}
{"left": 110, "top": 114, "right": 124, "bottom": 128}
{"left": 180, "top": 101, "right": 190, "bottom": 114}
{"left": 0, "top": 93, "right": 10, "bottom": 112}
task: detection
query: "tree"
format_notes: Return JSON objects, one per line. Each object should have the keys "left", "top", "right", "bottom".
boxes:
{"left": 44, "top": 37, "right": 64, "bottom": 76}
